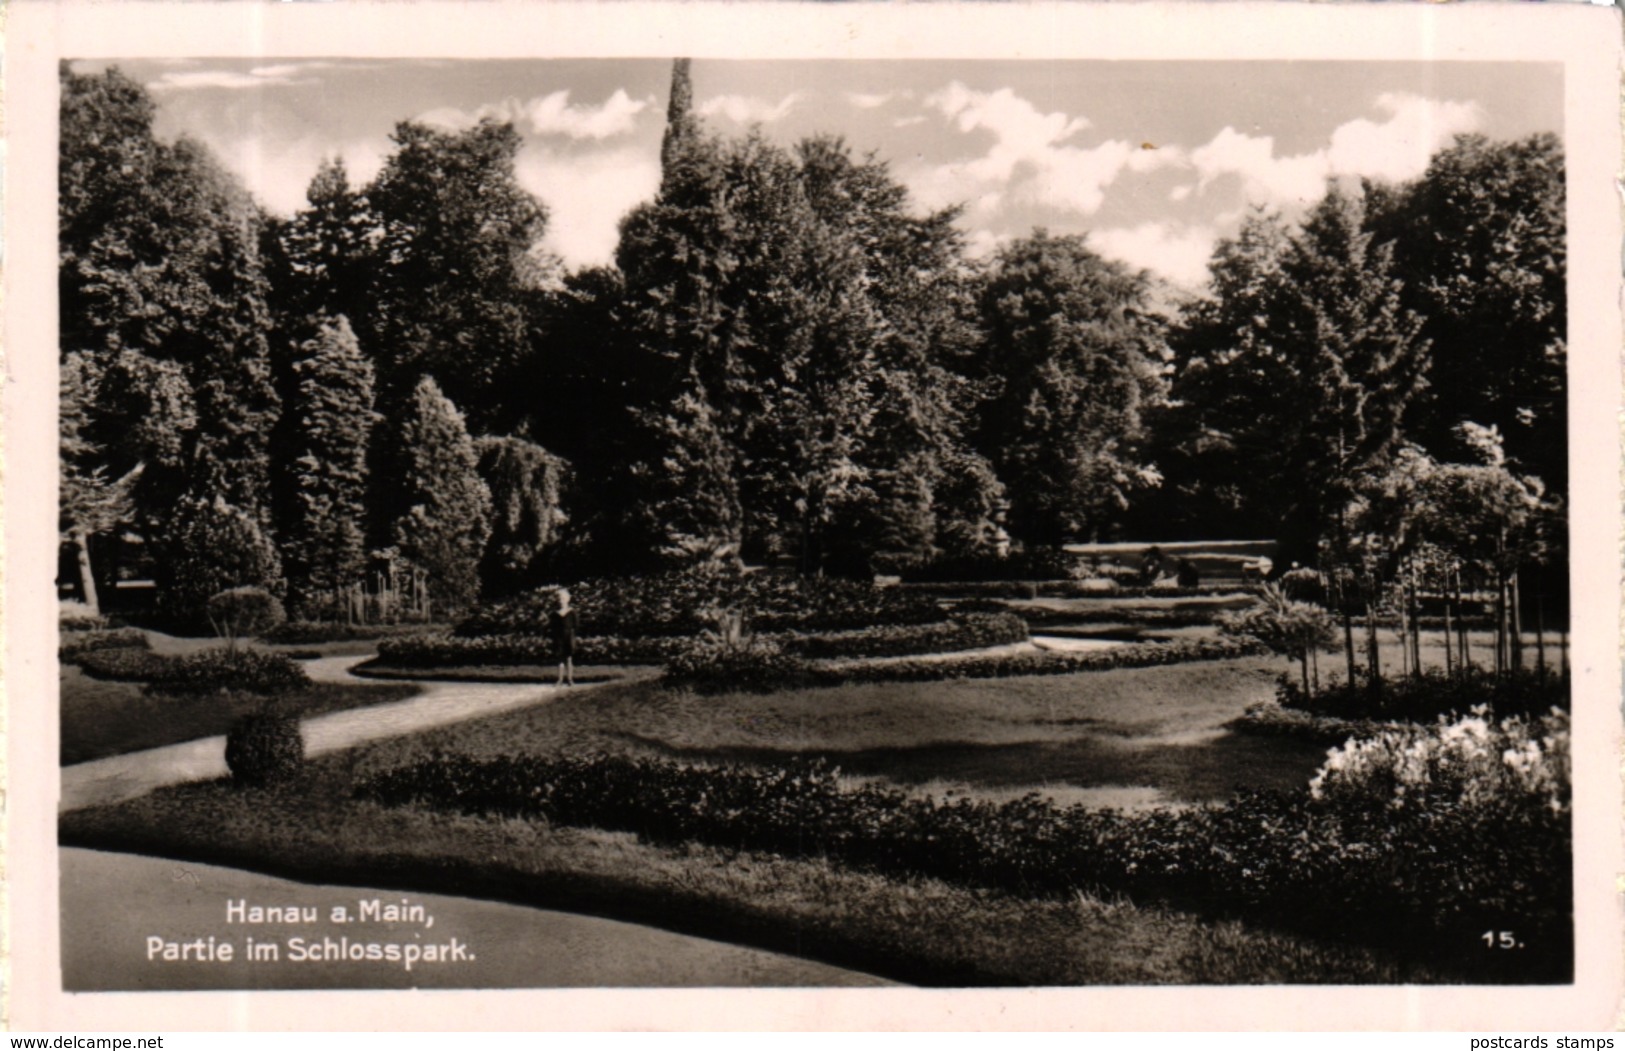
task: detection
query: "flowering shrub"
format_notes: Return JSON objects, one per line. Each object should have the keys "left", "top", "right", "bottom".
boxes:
{"left": 1309, "top": 708, "right": 1569, "bottom": 817}
{"left": 358, "top": 711, "right": 1572, "bottom": 979}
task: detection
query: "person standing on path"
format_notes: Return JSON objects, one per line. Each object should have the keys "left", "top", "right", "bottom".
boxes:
{"left": 549, "top": 588, "right": 579, "bottom": 687}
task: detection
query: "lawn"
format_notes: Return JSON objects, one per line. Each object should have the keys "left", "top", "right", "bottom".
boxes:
{"left": 60, "top": 663, "right": 421, "bottom": 765}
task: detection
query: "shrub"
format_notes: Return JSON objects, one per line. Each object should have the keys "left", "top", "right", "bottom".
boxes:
{"left": 149, "top": 648, "right": 311, "bottom": 697}
{"left": 663, "top": 635, "right": 815, "bottom": 694}
{"left": 224, "top": 711, "right": 305, "bottom": 787}
{"left": 900, "top": 548, "right": 1086, "bottom": 584}
{"left": 59, "top": 600, "right": 109, "bottom": 633}
{"left": 59, "top": 628, "right": 150, "bottom": 663}
{"left": 206, "top": 587, "right": 286, "bottom": 649}
{"left": 1219, "top": 584, "right": 1337, "bottom": 695}
{"left": 74, "top": 645, "right": 171, "bottom": 682}
{"left": 1279, "top": 668, "right": 1568, "bottom": 722}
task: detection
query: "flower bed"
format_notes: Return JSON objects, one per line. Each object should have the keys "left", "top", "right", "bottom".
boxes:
{"left": 263, "top": 621, "right": 449, "bottom": 645}
{"left": 73, "top": 645, "right": 311, "bottom": 696}
{"left": 60, "top": 628, "right": 151, "bottom": 662}
{"left": 376, "top": 613, "right": 1030, "bottom": 670}
{"left": 664, "top": 634, "right": 1267, "bottom": 693}
{"left": 357, "top": 709, "right": 1570, "bottom": 978}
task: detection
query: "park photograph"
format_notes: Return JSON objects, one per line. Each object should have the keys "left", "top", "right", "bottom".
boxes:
{"left": 50, "top": 50, "right": 1580, "bottom": 993}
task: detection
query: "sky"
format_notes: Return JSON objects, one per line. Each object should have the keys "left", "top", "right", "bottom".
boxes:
{"left": 73, "top": 58, "right": 1563, "bottom": 290}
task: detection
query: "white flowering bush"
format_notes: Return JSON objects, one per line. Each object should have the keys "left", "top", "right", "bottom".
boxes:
{"left": 1309, "top": 707, "right": 1569, "bottom": 816}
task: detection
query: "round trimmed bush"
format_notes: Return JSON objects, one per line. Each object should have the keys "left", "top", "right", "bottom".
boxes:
{"left": 224, "top": 712, "right": 305, "bottom": 787}
{"left": 206, "top": 586, "right": 286, "bottom": 646}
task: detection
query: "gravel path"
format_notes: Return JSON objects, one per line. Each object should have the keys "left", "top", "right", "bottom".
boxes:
{"left": 60, "top": 657, "right": 584, "bottom": 812}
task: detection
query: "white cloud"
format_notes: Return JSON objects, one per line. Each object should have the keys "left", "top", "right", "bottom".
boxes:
{"left": 1169, "top": 184, "right": 1193, "bottom": 202}
{"left": 927, "top": 81, "right": 1090, "bottom": 150}
{"left": 196, "top": 132, "right": 389, "bottom": 217}
{"left": 909, "top": 82, "right": 1134, "bottom": 218}
{"left": 847, "top": 90, "right": 906, "bottom": 110}
{"left": 419, "top": 90, "right": 652, "bottom": 140}
{"left": 698, "top": 92, "right": 803, "bottom": 125}
{"left": 1326, "top": 92, "right": 1483, "bottom": 183}
{"left": 1091, "top": 221, "right": 1220, "bottom": 289}
{"left": 1190, "top": 93, "right": 1485, "bottom": 208}
{"left": 148, "top": 65, "right": 321, "bottom": 92}
{"left": 516, "top": 146, "right": 661, "bottom": 269}
{"left": 893, "top": 115, "right": 928, "bottom": 129}
{"left": 525, "top": 89, "right": 651, "bottom": 140}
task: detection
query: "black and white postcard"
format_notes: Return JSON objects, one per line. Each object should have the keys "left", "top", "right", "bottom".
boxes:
{"left": 7, "top": 0, "right": 1622, "bottom": 1031}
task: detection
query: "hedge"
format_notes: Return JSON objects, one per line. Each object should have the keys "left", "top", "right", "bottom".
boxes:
{"left": 60, "top": 628, "right": 150, "bottom": 662}
{"left": 377, "top": 632, "right": 688, "bottom": 668}
{"left": 73, "top": 645, "right": 311, "bottom": 696}
{"left": 457, "top": 568, "right": 943, "bottom": 640}
{"left": 357, "top": 725, "right": 1571, "bottom": 980}
{"left": 898, "top": 581, "right": 1259, "bottom": 601}
{"left": 264, "top": 621, "right": 450, "bottom": 645}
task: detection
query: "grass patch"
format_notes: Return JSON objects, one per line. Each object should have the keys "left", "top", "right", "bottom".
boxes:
{"left": 61, "top": 665, "right": 421, "bottom": 765}
{"left": 60, "top": 772, "right": 1429, "bottom": 985}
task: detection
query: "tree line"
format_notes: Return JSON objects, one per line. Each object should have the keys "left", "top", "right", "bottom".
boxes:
{"left": 58, "top": 60, "right": 1566, "bottom": 627}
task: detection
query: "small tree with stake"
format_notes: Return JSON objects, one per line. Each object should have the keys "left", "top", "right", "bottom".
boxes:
{"left": 1220, "top": 584, "right": 1338, "bottom": 699}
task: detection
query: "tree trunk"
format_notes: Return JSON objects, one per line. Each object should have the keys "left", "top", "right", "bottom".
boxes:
{"left": 1535, "top": 592, "right": 1547, "bottom": 680}
{"left": 1340, "top": 577, "right": 1358, "bottom": 686}
{"left": 1364, "top": 592, "right": 1382, "bottom": 693}
{"left": 72, "top": 529, "right": 100, "bottom": 615}
{"left": 1510, "top": 570, "right": 1524, "bottom": 672}
{"left": 1300, "top": 651, "right": 1311, "bottom": 699}
{"left": 1449, "top": 591, "right": 1462, "bottom": 682}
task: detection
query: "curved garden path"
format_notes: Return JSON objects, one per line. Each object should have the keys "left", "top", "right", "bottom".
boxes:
{"left": 60, "top": 657, "right": 590, "bottom": 813}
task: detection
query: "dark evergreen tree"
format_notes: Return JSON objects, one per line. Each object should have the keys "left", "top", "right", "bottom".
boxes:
{"left": 379, "top": 377, "right": 493, "bottom": 614}
{"left": 155, "top": 496, "right": 285, "bottom": 626}
{"left": 277, "top": 316, "right": 377, "bottom": 618}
